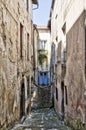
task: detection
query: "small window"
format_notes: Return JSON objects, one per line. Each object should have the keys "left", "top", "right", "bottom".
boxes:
{"left": 31, "top": 55, "right": 33, "bottom": 64}
{"left": 40, "top": 40, "right": 47, "bottom": 49}
{"left": 20, "top": 23, "right": 23, "bottom": 59}
{"left": 65, "top": 86, "right": 68, "bottom": 105}
{"left": 44, "top": 72, "right": 46, "bottom": 76}
{"left": 27, "top": 77, "right": 30, "bottom": 98}
{"left": 27, "top": 33, "right": 29, "bottom": 60}
{"left": 56, "top": 87, "right": 58, "bottom": 101}
{"left": 63, "top": 49, "right": 66, "bottom": 64}
{"left": 40, "top": 72, "right": 43, "bottom": 76}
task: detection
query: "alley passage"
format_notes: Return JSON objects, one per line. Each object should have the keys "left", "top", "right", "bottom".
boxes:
{"left": 12, "top": 108, "right": 72, "bottom": 130}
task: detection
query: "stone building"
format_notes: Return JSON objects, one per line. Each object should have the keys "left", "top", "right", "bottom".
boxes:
{"left": 37, "top": 26, "right": 51, "bottom": 85}
{"left": 37, "top": 26, "right": 51, "bottom": 108}
{"left": 50, "top": 0, "right": 86, "bottom": 124}
{"left": 0, "top": 0, "right": 38, "bottom": 127}
{"left": 32, "top": 26, "right": 52, "bottom": 108}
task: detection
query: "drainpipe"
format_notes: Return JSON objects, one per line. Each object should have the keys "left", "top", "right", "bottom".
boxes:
{"left": 32, "top": 1, "right": 39, "bottom": 84}
{"left": 33, "top": 25, "right": 35, "bottom": 84}
{"left": 33, "top": 24, "right": 38, "bottom": 84}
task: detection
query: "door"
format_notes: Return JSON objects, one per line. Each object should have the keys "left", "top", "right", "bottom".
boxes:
{"left": 38, "top": 72, "right": 43, "bottom": 85}
{"left": 61, "top": 81, "right": 64, "bottom": 121}
{"left": 20, "top": 80, "right": 25, "bottom": 118}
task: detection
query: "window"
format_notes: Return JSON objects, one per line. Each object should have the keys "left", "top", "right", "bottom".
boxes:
{"left": 27, "top": 33, "right": 29, "bottom": 60}
{"left": 62, "top": 23, "right": 66, "bottom": 34}
{"left": 27, "top": 77, "right": 30, "bottom": 98}
{"left": 57, "top": 41, "right": 61, "bottom": 62}
{"left": 56, "top": 87, "right": 58, "bottom": 101}
{"left": 40, "top": 40, "right": 47, "bottom": 49}
{"left": 40, "top": 72, "right": 43, "bottom": 76}
{"left": 44, "top": 72, "right": 46, "bottom": 76}
{"left": 31, "top": 55, "right": 33, "bottom": 64}
{"left": 20, "top": 23, "right": 23, "bottom": 59}
{"left": 26, "top": 0, "right": 29, "bottom": 11}
{"left": 62, "top": 49, "right": 66, "bottom": 64}
{"left": 65, "top": 86, "right": 68, "bottom": 105}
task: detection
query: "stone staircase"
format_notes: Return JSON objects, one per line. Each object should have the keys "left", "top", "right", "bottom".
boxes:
{"left": 31, "top": 83, "right": 52, "bottom": 109}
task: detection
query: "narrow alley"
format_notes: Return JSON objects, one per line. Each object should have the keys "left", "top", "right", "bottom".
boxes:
{"left": 0, "top": 0, "right": 86, "bottom": 129}
{"left": 12, "top": 108, "right": 72, "bottom": 130}
{"left": 12, "top": 84, "right": 72, "bottom": 130}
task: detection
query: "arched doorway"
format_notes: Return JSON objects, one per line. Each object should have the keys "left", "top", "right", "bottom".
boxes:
{"left": 20, "top": 79, "right": 25, "bottom": 118}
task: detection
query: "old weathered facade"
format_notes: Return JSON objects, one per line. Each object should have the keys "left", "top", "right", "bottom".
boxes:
{"left": 0, "top": 0, "right": 38, "bottom": 127}
{"left": 32, "top": 26, "right": 52, "bottom": 108}
{"left": 37, "top": 26, "right": 51, "bottom": 107}
{"left": 37, "top": 26, "right": 51, "bottom": 85}
{"left": 50, "top": 0, "right": 86, "bottom": 124}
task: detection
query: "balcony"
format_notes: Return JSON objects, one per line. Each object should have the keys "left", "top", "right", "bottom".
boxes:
{"left": 38, "top": 49, "right": 48, "bottom": 55}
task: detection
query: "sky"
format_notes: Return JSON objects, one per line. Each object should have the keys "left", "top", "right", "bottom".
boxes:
{"left": 33, "top": 0, "right": 52, "bottom": 26}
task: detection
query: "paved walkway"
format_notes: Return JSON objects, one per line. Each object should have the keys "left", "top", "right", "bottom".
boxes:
{"left": 12, "top": 108, "right": 72, "bottom": 130}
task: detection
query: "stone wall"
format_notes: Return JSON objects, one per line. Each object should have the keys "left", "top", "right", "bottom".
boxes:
{"left": 0, "top": 0, "right": 33, "bottom": 127}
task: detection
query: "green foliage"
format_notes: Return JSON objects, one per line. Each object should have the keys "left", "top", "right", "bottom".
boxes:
{"left": 65, "top": 118, "right": 86, "bottom": 130}
{"left": 38, "top": 54, "right": 47, "bottom": 65}
{"left": 38, "top": 49, "right": 46, "bottom": 53}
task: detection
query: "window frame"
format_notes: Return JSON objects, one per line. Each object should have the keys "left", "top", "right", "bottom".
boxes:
{"left": 27, "top": 33, "right": 30, "bottom": 60}
{"left": 20, "top": 23, "right": 23, "bottom": 59}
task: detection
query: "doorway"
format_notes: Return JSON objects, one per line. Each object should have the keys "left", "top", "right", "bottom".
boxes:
{"left": 20, "top": 79, "right": 25, "bottom": 118}
{"left": 61, "top": 81, "right": 64, "bottom": 121}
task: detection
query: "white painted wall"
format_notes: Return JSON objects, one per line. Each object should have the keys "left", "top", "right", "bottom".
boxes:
{"left": 38, "top": 28, "right": 51, "bottom": 71}
{"left": 51, "top": 0, "right": 86, "bottom": 66}
{"left": 66, "top": 0, "right": 85, "bottom": 33}
{"left": 51, "top": 0, "right": 86, "bottom": 114}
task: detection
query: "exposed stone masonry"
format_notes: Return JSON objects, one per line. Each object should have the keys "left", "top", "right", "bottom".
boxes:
{"left": 0, "top": 0, "right": 34, "bottom": 127}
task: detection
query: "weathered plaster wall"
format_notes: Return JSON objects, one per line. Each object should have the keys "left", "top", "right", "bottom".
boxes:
{"left": 65, "top": 12, "right": 85, "bottom": 120}
{"left": 0, "top": 0, "right": 33, "bottom": 127}
{"left": 50, "top": 0, "right": 86, "bottom": 123}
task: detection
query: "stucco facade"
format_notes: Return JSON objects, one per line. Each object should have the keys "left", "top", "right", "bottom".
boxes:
{"left": 37, "top": 26, "right": 51, "bottom": 71}
{"left": 0, "top": 0, "right": 38, "bottom": 127}
{"left": 50, "top": 0, "right": 86, "bottom": 124}
{"left": 32, "top": 26, "right": 51, "bottom": 108}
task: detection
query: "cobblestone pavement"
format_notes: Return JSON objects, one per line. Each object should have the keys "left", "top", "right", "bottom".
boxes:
{"left": 12, "top": 108, "right": 72, "bottom": 130}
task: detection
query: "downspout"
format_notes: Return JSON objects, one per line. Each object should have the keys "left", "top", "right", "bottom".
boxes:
{"left": 33, "top": 25, "right": 38, "bottom": 84}
{"left": 32, "top": 0, "right": 39, "bottom": 83}
{"left": 33, "top": 25, "right": 35, "bottom": 84}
